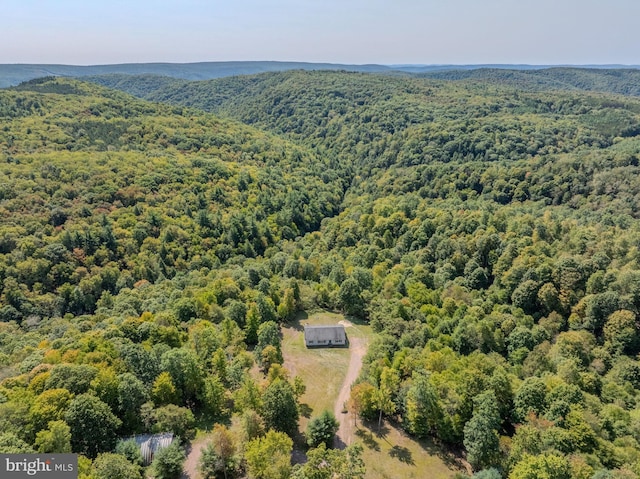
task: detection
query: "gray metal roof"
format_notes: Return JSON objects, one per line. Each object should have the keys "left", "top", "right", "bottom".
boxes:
{"left": 304, "top": 324, "right": 346, "bottom": 343}
{"left": 130, "top": 432, "right": 174, "bottom": 465}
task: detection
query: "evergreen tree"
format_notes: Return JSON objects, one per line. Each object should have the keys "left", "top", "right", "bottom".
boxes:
{"left": 152, "top": 441, "right": 186, "bottom": 479}
{"left": 463, "top": 391, "right": 501, "bottom": 471}
{"left": 306, "top": 410, "right": 339, "bottom": 448}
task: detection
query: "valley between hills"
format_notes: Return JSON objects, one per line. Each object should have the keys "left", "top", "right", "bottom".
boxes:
{"left": 2, "top": 68, "right": 640, "bottom": 479}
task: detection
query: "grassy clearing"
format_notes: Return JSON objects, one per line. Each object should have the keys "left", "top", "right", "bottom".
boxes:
{"left": 281, "top": 310, "right": 367, "bottom": 431}
{"left": 356, "top": 420, "right": 469, "bottom": 479}
{"left": 282, "top": 310, "right": 466, "bottom": 478}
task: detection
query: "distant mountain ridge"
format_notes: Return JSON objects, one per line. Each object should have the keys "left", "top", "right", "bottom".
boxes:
{"left": 418, "top": 67, "right": 640, "bottom": 96}
{"left": 1, "top": 61, "right": 639, "bottom": 88}
{"left": 81, "top": 67, "right": 640, "bottom": 121}
{"left": 0, "top": 62, "right": 389, "bottom": 88}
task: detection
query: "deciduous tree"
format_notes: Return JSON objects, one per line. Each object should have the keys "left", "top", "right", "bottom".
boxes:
{"left": 34, "top": 420, "right": 72, "bottom": 453}
{"left": 245, "top": 430, "right": 292, "bottom": 479}
{"left": 65, "top": 393, "right": 121, "bottom": 458}
{"left": 199, "top": 424, "right": 237, "bottom": 479}
{"left": 152, "top": 441, "right": 186, "bottom": 479}
{"left": 262, "top": 379, "right": 298, "bottom": 436}
{"left": 152, "top": 371, "right": 180, "bottom": 406}
{"left": 92, "top": 453, "right": 142, "bottom": 479}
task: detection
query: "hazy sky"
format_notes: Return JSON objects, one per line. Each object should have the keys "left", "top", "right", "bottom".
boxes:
{"left": 2, "top": 0, "right": 639, "bottom": 65}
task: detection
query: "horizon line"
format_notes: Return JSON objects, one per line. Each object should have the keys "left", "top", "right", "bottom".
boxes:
{"left": 1, "top": 60, "right": 640, "bottom": 68}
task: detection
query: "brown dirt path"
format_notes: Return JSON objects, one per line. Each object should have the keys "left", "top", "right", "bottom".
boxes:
{"left": 333, "top": 321, "right": 368, "bottom": 449}
{"left": 181, "top": 437, "right": 207, "bottom": 479}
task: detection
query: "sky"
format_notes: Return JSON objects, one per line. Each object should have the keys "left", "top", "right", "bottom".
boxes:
{"left": 2, "top": 0, "right": 639, "bottom": 65}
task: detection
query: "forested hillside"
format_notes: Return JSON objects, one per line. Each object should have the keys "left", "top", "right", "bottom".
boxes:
{"left": 128, "top": 70, "right": 640, "bottom": 214}
{"left": 0, "top": 77, "right": 357, "bottom": 477}
{"left": 11, "top": 61, "right": 632, "bottom": 89}
{"left": 182, "top": 71, "right": 640, "bottom": 479}
{"left": 419, "top": 68, "right": 640, "bottom": 97}
{"left": 86, "top": 67, "right": 640, "bottom": 105}
{"left": 3, "top": 72, "right": 640, "bottom": 479}
{"left": 0, "top": 61, "right": 397, "bottom": 88}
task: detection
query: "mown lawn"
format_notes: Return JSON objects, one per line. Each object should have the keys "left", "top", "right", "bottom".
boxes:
{"left": 356, "top": 420, "right": 469, "bottom": 479}
{"left": 281, "top": 310, "right": 359, "bottom": 431}
{"left": 281, "top": 310, "right": 466, "bottom": 479}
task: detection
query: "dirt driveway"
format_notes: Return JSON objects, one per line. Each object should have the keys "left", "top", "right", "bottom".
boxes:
{"left": 181, "top": 436, "right": 206, "bottom": 479}
{"left": 333, "top": 321, "right": 368, "bottom": 449}
{"left": 182, "top": 318, "right": 368, "bottom": 477}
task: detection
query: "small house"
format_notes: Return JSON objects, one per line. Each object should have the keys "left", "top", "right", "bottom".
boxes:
{"left": 304, "top": 325, "right": 347, "bottom": 347}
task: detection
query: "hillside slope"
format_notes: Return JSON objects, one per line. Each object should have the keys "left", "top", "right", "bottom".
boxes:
{"left": 82, "top": 67, "right": 640, "bottom": 106}
{"left": 420, "top": 67, "right": 640, "bottom": 97}
{"left": 98, "top": 70, "right": 640, "bottom": 476}
{"left": 0, "top": 77, "right": 346, "bottom": 319}
{"left": 132, "top": 72, "right": 640, "bottom": 202}
{"left": 3, "top": 74, "right": 640, "bottom": 478}
{"left": 7, "top": 61, "right": 639, "bottom": 89}
{"left": 0, "top": 61, "right": 396, "bottom": 88}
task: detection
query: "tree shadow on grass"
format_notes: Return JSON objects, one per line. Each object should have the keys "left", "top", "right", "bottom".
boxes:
{"left": 290, "top": 429, "right": 308, "bottom": 466}
{"left": 334, "top": 435, "right": 347, "bottom": 450}
{"left": 342, "top": 315, "right": 370, "bottom": 327}
{"left": 291, "top": 448, "right": 308, "bottom": 466}
{"left": 364, "top": 418, "right": 468, "bottom": 474}
{"left": 389, "top": 445, "right": 414, "bottom": 465}
{"left": 415, "top": 434, "right": 469, "bottom": 473}
{"left": 288, "top": 311, "right": 309, "bottom": 331}
{"left": 299, "top": 403, "right": 313, "bottom": 418}
{"left": 355, "top": 428, "right": 380, "bottom": 452}
{"left": 360, "top": 418, "right": 391, "bottom": 441}
{"left": 376, "top": 423, "right": 391, "bottom": 440}
{"left": 191, "top": 409, "right": 229, "bottom": 435}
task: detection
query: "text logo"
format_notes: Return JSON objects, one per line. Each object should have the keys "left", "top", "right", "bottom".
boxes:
{"left": 0, "top": 455, "right": 77, "bottom": 478}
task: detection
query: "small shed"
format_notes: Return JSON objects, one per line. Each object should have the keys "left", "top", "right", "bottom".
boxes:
{"left": 304, "top": 325, "right": 347, "bottom": 347}
{"left": 131, "top": 432, "right": 174, "bottom": 465}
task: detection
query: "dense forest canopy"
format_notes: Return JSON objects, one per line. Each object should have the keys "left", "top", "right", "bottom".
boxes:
{"left": 2, "top": 70, "right": 640, "bottom": 479}
{"left": 0, "top": 61, "right": 401, "bottom": 89}
{"left": 10, "top": 62, "right": 639, "bottom": 89}
{"left": 87, "top": 67, "right": 640, "bottom": 104}
{"left": 419, "top": 68, "right": 640, "bottom": 97}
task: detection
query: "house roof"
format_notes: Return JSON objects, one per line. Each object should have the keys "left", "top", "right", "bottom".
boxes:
{"left": 304, "top": 324, "right": 346, "bottom": 342}
{"left": 130, "top": 432, "right": 174, "bottom": 465}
